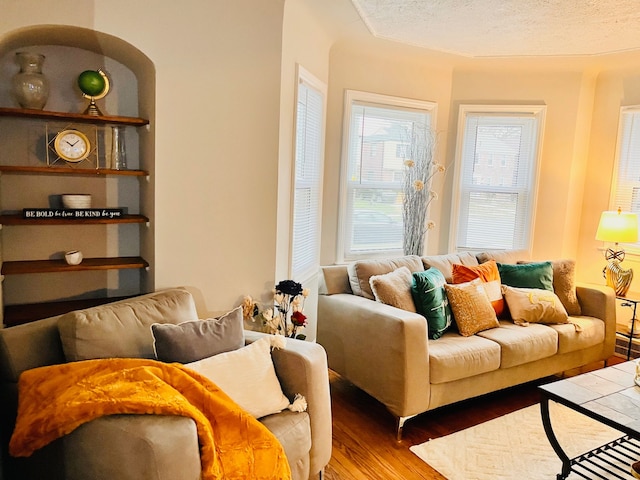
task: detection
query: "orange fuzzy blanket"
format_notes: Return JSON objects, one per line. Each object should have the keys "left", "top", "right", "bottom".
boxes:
{"left": 9, "top": 358, "right": 291, "bottom": 480}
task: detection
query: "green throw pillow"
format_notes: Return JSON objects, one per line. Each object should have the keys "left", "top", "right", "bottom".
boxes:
{"left": 497, "top": 261, "right": 553, "bottom": 291}
{"left": 411, "top": 268, "right": 452, "bottom": 340}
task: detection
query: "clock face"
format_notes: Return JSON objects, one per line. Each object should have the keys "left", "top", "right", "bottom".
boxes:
{"left": 54, "top": 130, "right": 90, "bottom": 163}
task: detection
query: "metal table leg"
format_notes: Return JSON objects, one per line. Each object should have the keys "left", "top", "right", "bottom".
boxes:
{"left": 540, "top": 397, "right": 572, "bottom": 480}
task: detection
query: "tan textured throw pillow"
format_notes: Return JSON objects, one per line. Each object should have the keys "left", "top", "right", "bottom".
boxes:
{"left": 347, "top": 255, "right": 424, "bottom": 299}
{"left": 502, "top": 285, "right": 569, "bottom": 327}
{"left": 370, "top": 266, "right": 417, "bottom": 312}
{"left": 551, "top": 259, "right": 581, "bottom": 316}
{"left": 444, "top": 279, "right": 499, "bottom": 336}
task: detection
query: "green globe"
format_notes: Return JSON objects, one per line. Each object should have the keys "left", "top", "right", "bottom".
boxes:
{"left": 78, "top": 70, "right": 106, "bottom": 96}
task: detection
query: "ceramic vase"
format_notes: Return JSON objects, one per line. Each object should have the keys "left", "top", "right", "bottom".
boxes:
{"left": 12, "top": 52, "right": 49, "bottom": 110}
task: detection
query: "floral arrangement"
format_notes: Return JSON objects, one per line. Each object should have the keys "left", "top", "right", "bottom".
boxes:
{"left": 402, "top": 125, "right": 444, "bottom": 256}
{"left": 242, "top": 279, "right": 309, "bottom": 340}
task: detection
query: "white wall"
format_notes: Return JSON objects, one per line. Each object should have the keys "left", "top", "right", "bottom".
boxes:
{"left": 0, "top": 0, "right": 286, "bottom": 318}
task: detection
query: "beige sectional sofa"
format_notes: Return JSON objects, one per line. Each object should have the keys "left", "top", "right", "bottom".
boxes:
{"left": 318, "top": 250, "right": 616, "bottom": 438}
{"left": 0, "top": 289, "right": 332, "bottom": 480}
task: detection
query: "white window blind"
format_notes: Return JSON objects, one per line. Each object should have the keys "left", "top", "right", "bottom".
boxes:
{"left": 451, "top": 106, "right": 545, "bottom": 252}
{"left": 340, "top": 91, "right": 436, "bottom": 261}
{"left": 610, "top": 107, "right": 640, "bottom": 251}
{"left": 291, "top": 68, "right": 325, "bottom": 280}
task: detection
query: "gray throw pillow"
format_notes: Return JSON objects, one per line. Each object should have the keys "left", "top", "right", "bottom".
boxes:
{"left": 152, "top": 306, "right": 245, "bottom": 363}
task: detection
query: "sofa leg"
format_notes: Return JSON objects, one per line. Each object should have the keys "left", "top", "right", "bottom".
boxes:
{"left": 396, "top": 415, "right": 416, "bottom": 441}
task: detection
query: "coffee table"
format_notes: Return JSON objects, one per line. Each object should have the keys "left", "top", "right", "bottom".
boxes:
{"left": 539, "top": 361, "right": 640, "bottom": 479}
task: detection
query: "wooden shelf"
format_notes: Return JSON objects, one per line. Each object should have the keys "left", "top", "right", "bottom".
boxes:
{"left": 1, "top": 256, "right": 149, "bottom": 275}
{"left": 4, "top": 295, "right": 135, "bottom": 327}
{"left": 0, "top": 165, "right": 148, "bottom": 176}
{"left": 0, "top": 106, "right": 149, "bottom": 126}
{"left": 0, "top": 213, "right": 149, "bottom": 225}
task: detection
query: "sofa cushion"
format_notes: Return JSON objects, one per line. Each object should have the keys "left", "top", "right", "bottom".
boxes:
{"left": 186, "top": 336, "right": 290, "bottom": 418}
{"left": 501, "top": 286, "right": 569, "bottom": 327}
{"left": 152, "top": 307, "right": 245, "bottom": 363}
{"left": 549, "top": 317, "right": 605, "bottom": 354}
{"left": 422, "top": 252, "right": 479, "bottom": 282}
{"left": 497, "top": 261, "right": 554, "bottom": 291}
{"left": 411, "top": 268, "right": 453, "bottom": 339}
{"left": 476, "top": 249, "right": 531, "bottom": 264}
{"left": 260, "top": 410, "right": 311, "bottom": 479}
{"left": 428, "top": 332, "right": 501, "bottom": 384}
{"left": 347, "top": 255, "right": 424, "bottom": 299}
{"left": 58, "top": 289, "right": 199, "bottom": 362}
{"left": 369, "top": 267, "right": 417, "bottom": 312}
{"left": 452, "top": 260, "right": 504, "bottom": 316}
{"left": 444, "top": 280, "right": 499, "bottom": 336}
{"left": 476, "top": 321, "right": 558, "bottom": 368}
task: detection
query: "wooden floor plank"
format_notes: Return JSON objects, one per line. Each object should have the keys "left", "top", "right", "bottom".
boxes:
{"left": 324, "top": 357, "right": 623, "bottom": 479}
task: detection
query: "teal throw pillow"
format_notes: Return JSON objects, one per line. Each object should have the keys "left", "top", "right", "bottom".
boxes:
{"left": 497, "top": 261, "right": 553, "bottom": 291}
{"left": 411, "top": 268, "right": 452, "bottom": 340}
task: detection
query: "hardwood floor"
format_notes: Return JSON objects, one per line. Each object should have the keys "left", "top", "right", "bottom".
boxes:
{"left": 323, "top": 356, "right": 625, "bottom": 479}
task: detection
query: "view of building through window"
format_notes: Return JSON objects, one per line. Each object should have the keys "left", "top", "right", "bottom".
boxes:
{"left": 340, "top": 91, "right": 435, "bottom": 260}
{"left": 452, "top": 106, "right": 546, "bottom": 252}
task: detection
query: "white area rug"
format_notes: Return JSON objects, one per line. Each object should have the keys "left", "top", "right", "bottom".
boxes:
{"left": 410, "top": 403, "right": 628, "bottom": 480}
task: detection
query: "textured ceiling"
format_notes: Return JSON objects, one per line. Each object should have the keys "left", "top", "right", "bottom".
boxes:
{"left": 349, "top": 0, "right": 640, "bottom": 57}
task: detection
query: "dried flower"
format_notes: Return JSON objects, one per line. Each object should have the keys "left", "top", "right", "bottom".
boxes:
{"left": 433, "top": 163, "right": 446, "bottom": 173}
{"left": 402, "top": 126, "right": 443, "bottom": 256}
{"left": 429, "top": 190, "right": 438, "bottom": 200}
{"left": 426, "top": 220, "right": 436, "bottom": 230}
{"left": 244, "top": 279, "right": 308, "bottom": 340}
{"left": 291, "top": 311, "right": 307, "bottom": 327}
{"left": 275, "top": 280, "right": 303, "bottom": 297}
{"left": 241, "top": 296, "right": 258, "bottom": 322}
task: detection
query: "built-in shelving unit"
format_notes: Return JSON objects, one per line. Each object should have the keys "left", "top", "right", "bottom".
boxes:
{"left": 0, "top": 106, "right": 151, "bottom": 326}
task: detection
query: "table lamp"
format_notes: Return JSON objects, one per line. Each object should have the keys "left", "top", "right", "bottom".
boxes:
{"left": 595, "top": 207, "right": 638, "bottom": 296}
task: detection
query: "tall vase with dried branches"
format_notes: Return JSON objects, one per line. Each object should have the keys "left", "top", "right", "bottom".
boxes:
{"left": 402, "top": 126, "right": 444, "bottom": 256}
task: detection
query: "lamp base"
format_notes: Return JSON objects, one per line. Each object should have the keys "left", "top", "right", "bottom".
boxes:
{"left": 604, "top": 259, "right": 633, "bottom": 296}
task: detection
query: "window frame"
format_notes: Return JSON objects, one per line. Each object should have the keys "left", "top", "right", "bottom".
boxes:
{"left": 449, "top": 104, "right": 546, "bottom": 253}
{"left": 290, "top": 65, "right": 327, "bottom": 281}
{"left": 608, "top": 105, "right": 640, "bottom": 254}
{"left": 337, "top": 90, "right": 437, "bottom": 262}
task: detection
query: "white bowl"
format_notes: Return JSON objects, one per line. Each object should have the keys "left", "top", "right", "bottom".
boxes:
{"left": 62, "top": 194, "right": 92, "bottom": 209}
{"left": 64, "top": 250, "right": 83, "bottom": 265}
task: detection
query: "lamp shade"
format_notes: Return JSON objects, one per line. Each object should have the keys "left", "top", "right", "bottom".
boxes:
{"left": 595, "top": 208, "right": 639, "bottom": 244}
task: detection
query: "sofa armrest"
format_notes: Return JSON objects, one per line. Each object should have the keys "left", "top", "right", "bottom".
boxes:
{"left": 317, "top": 293, "right": 430, "bottom": 419}
{"left": 244, "top": 331, "right": 331, "bottom": 479}
{"left": 4, "top": 415, "right": 201, "bottom": 480}
{"left": 64, "top": 415, "right": 201, "bottom": 480}
{"left": 576, "top": 283, "right": 617, "bottom": 357}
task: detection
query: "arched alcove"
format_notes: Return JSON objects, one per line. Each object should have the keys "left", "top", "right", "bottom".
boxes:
{"left": 0, "top": 25, "right": 155, "bottom": 325}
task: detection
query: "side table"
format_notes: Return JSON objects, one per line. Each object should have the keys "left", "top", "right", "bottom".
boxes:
{"left": 617, "top": 294, "right": 640, "bottom": 360}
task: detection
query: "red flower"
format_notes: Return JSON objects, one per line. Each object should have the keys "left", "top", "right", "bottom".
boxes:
{"left": 291, "top": 311, "right": 307, "bottom": 327}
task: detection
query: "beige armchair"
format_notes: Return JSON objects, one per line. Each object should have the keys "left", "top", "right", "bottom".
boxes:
{"left": 0, "top": 289, "right": 332, "bottom": 480}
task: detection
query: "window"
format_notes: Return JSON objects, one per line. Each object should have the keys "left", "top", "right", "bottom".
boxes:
{"left": 339, "top": 91, "right": 436, "bottom": 261}
{"left": 609, "top": 106, "right": 640, "bottom": 252}
{"left": 450, "top": 105, "right": 546, "bottom": 252}
{"left": 291, "top": 66, "right": 326, "bottom": 280}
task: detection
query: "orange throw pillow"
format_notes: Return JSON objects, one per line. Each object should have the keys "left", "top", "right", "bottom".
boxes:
{"left": 452, "top": 260, "right": 505, "bottom": 316}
